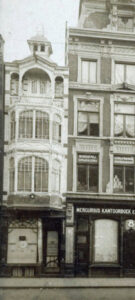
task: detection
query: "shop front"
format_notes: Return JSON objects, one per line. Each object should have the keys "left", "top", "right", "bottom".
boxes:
{"left": 66, "top": 202, "right": 135, "bottom": 277}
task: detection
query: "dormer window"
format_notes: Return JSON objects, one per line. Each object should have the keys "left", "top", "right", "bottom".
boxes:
{"left": 41, "top": 44, "right": 45, "bottom": 52}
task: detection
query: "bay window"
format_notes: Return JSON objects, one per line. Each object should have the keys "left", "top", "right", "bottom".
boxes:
{"left": 81, "top": 60, "right": 97, "bottom": 84}
{"left": 77, "top": 154, "right": 98, "bottom": 192}
{"left": 114, "top": 156, "right": 135, "bottom": 193}
{"left": 115, "top": 63, "right": 135, "bottom": 85}
{"left": 94, "top": 219, "right": 118, "bottom": 263}
{"left": 78, "top": 100, "right": 99, "bottom": 136}
{"left": 18, "top": 156, "right": 48, "bottom": 192}
{"left": 19, "top": 110, "right": 49, "bottom": 139}
{"left": 114, "top": 103, "right": 135, "bottom": 138}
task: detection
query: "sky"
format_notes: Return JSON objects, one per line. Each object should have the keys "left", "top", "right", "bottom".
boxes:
{"left": 0, "top": 0, "right": 80, "bottom": 65}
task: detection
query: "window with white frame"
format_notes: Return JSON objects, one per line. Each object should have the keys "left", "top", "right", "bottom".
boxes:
{"left": 81, "top": 60, "right": 97, "bottom": 84}
{"left": 52, "top": 160, "right": 61, "bottom": 192}
{"left": 77, "top": 100, "right": 99, "bottom": 136}
{"left": 77, "top": 153, "right": 98, "bottom": 192}
{"left": 115, "top": 63, "right": 135, "bottom": 85}
{"left": 22, "top": 69, "right": 51, "bottom": 95}
{"left": 94, "top": 219, "right": 118, "bottom": 263}
{"left": 9, "top": 158, "right": 15, "bottom": 192}
{"left": 19, "top": 111, "right": 33, "bottom": 139}
{"left": 52, "top": 114, "right": 61, "bottom": 142}
{"left": 18, "top": 110, "right": 49, "bottom": 139}
{"left": 18, "top": 156, "right": 48, "bottom": 192}
{"left": 118, "top": 17, "right": 133, "bottom": 32}
{"left": 10, "top": 111, "right": 16, "bottom": 140}
{"left": 114, "top": 103, "right": 135, "bottom": 138}
{"left": 35, "top": 111, "right": 49, "bottom": 139}
{"left": 113, "top": 156, "right": 135, "bottom": 193}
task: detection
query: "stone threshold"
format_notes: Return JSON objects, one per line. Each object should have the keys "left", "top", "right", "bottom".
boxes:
{"left": 1, "top": 278, "right": 135, "bottom": 288}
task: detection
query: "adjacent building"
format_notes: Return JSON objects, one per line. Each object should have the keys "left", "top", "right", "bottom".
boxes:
{"left": 0, "top": 34, "right": 5, "bottom": 274}
{"left": 65, "top": 0, "right": 135, "bottom": 277}
{"left": 3, "top": 33, "right": 68, "bottom": 277}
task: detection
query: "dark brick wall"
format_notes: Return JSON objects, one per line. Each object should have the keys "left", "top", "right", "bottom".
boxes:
{"left": 68, "top": 54, "right": 78, "bottom": 82}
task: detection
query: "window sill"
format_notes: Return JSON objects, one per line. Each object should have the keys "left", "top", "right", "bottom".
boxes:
{"left": 90, "top": 264, "right": 121, "bottom": 268}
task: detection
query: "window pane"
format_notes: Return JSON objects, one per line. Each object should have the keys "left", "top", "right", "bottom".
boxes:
{"left": 77, "top": 165, "right": 87, "bottom": 191}
{"left": 115, "top": 64, "right": 124, "bottom": 84}
{"left": 18, "top": 157, "right": 32, "bottom": 191}
{"left": 114, "top": 115, "right": 124, "bottom": 137}
{"left": 35, "top": 112, "right": 49, "bottom": 139}
{"left": 89, "top": 165, "right": 98, "bottom": 192}
{"left": 125, "top": 166, "right": 134, "bottom": 193}
{"left": 82, "top": 61, "right": 89, "bottom": 83}
{"left": 34, "top": 157, "right": 48, "bottom": 192}
{"left": 89, "top": 61, "right": 96, "bottom": 84}
{"left": 89, "top": 113, "right": 99, "bottom": 136}
{"left": 94, "top": 219, "right": 118, "bottom": 263}
{"left": 126, "top": 65, "right": 135, "bottom": 84}
{"left": 19, "top": 111, "right": 33, "bottom": 139}
{"left": 78, "top": 112, "right": 88, "bottom": 135}
{"left": 126, "top": 115, "right": 135, "bottom": 137}
{"left": 31, "top": 80, "right": 37, "bottom": 93}
{"left": 11, "top": 112, "right": 16, "bottom": 140}
{"left": 114, "top": 166, "right": 123, "bottom": 192}
{"left": 9, "top": 158, "right": 14, "bottom": 192}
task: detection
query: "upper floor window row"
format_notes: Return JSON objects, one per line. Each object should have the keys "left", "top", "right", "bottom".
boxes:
{"left": 10, "top": 111, "right": 61, "bottom": 142}
{"left": 10, "top": 70, "right": 64, "bottom": 98}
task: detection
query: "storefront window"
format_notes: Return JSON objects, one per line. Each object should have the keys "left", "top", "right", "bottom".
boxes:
{"left": 114, "top": 156, "right": 135, "bottom": 193}
{"left": 77, "top": 154, "right": 98, "bottom": 192}
{"left": 94, "top": 219, "right": 118, "bottom": 263}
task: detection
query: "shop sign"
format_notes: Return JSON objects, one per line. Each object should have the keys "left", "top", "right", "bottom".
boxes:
{"left": 76, "top": 207, "right": 135, "bottom": 215}
{"left": 114, "top": 156, "right": 134, "bottom": 165}
{"left": 78, "top": 154, "right": 98, "bottom": 163}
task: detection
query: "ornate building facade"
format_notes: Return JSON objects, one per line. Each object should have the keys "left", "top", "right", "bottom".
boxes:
{"left": 2, "top": 34, "right": 68, "bottom": 277}
{"left": 65, "top": 0, "right": 135, "bottom": 277}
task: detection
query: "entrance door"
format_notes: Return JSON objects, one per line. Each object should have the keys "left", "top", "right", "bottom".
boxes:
{"left": 123, "top": 230, "right": 135, "bottom": 268}
{"left": 43, "top": 219, "right": 61, "bottom": 272}
{"left": 76, "top": 217, "right": 89, "bottom": 276}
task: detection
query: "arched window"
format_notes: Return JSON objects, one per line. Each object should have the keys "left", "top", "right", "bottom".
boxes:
{"left": 10, "top": 111, "right": 16, "bottom": 140}
{"left": 10, "top": 73, "right": 19, "bottom": 96}
{"left": 35, "top": 111, "right": 49, "bottom": 139}
{"left": 34, "top": 157, "right": 48, "bottom": 192}
{"left": 22, "top": 68, "right": 51, "bottom": 95}
{"left": 9, "top": 158, "right": 15, "bottom": 192}
{"left": 52, "top": 160, "right": 61, "bottom": 192}
{"left": 19, "top": 111, "right": 33, "bottom": 139}
{"left": 18, "top": 156, "right": 48, "bottom": 192}
{"left": 94, "top": 219, "right": 118, "bottom": 263}
{"left": 53, "top": 114, "right": 61, "bottom": 143}
{"left": 55, "top": 76, "right": 64, "bottom": 98}
{"left": 18, "top": 157, "right": 32, "bottom": 192}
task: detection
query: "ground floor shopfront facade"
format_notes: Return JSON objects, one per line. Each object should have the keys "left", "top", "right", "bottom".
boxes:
{"left": 65, "top": 196, "right": 135, "bottom": 278}
{"left": 0, "top": 209, "right": 65, "bottom": 277}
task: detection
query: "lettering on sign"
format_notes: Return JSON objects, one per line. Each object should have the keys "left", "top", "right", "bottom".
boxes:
{"left": 76, "top": 207, "right": 135, "bottom": 215}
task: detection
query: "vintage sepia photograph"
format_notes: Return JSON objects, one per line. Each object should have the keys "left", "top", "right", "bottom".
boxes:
{"left": 1, "top": 0, "right": 135, "bottom": 299}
